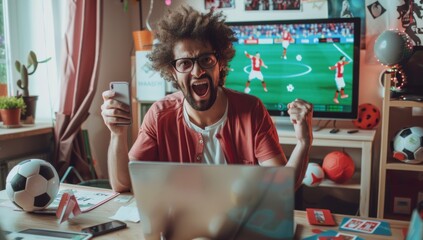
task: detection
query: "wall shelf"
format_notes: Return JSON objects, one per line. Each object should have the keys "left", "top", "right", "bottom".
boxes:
{"left": 277, "top": 127, "right": 376, "bottom": 217}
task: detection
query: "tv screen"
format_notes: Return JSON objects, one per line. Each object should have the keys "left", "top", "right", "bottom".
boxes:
{"left": 225, "top": 18, "right": 361, "bottom": 120}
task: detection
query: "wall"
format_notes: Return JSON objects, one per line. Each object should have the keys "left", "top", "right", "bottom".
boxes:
{"left": 86, "top": 0, "right": 389, "bottom": 215}
{"left": 82, "top": 0, "right": 136, "bottom": 178}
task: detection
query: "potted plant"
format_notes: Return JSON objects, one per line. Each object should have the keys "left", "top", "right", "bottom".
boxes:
{"left": 0, "top": 78, "right": 6, "bottom": 97}
{"left": 15, "top": 50, "right": 51, "bottom": 124}
{"left": 0, "top": 96, "right": 26, "bottom": 127}
{"left": 0, "top": 78, "right": 6, "bottom": 122}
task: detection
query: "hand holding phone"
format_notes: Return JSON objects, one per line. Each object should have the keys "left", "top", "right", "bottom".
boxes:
{"left": 109, "top": 81, "right": 132, "bottom": 125}
{"left": 81, "top": 220, "right": 127, "bottom": 237}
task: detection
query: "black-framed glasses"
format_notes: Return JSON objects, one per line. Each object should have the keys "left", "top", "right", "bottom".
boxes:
{"left": 170, "top": 52, "right": 218, "bottom": 73}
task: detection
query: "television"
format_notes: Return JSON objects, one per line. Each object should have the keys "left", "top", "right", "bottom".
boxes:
{"left": 225, "top": 18, "right": 361, "bottom": 123}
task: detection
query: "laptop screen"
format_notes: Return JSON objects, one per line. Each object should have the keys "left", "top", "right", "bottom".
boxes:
{"left": 129, "top": 162, "right": 294, "bottom": 240}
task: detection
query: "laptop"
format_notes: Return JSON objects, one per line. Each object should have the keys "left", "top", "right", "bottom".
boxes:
{"left": 129, "top": 161, "right": 295, "bottom": 240}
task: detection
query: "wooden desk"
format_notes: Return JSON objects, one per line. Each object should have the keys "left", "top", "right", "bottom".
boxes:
{"left": 0, "top": 185, "right": 409, "bottom": 239}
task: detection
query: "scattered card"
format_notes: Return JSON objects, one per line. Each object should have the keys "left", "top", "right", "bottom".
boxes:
{"left": 306, "top": 208, "right": 336, "bottom": 226}
{"left": 56, "top": 190, "right": 82, "bottom": 223}
{"left": 336, "top": 232, "right": 358, "bottom": 239}
{"left": 339, "top": 217, "right": 391, "bottom": 236}
{"left": 318, "top": 237, "right": 342, "bottom": 240}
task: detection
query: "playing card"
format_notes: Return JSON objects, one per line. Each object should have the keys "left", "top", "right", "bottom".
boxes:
{"left": 306, "top": 208, "right": 336, "bottom": 226}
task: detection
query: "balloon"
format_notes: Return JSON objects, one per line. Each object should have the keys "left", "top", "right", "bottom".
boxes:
{"left": 374, "top": 30, "right": 413, "bottom": 67}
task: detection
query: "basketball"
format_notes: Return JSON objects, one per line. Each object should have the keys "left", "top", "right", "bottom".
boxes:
{"left": 352, "top": 103, "right": 381, "bottom": 129}
{"left": 322, "top": 151, "right": 355, "bottom": 184}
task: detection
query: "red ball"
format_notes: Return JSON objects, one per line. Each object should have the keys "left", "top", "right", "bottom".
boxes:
{"left": 322, "top": 151, "right": 355, "bottom": 184}
{"left": 352, "top": 103, "right": 381, "bottom": 129}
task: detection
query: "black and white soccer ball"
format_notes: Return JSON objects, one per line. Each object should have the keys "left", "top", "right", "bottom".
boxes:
{"left": 392, "top": 126, "right": 423, "bottom": 164}
{"left": 5, "top": 159, "right": 60, "bottom": 212}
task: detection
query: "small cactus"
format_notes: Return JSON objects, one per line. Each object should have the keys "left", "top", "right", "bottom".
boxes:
{"left": 15, "top": 51, "right": 51, "bottom": 97}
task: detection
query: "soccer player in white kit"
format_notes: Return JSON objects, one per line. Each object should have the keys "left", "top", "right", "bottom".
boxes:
{"left": 244, "top": 51, "right": 268, "bottom": 94}
{"left": 329, "top": 56, "right": 350, "bottom": 104}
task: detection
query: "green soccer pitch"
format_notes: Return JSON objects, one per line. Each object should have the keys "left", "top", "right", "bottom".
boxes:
{"left": 225, "top": 42, "right": 355, "bottom": 111}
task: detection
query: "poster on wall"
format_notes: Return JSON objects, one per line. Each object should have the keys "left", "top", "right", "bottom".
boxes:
{"left": 328, "top": 0, "right": 366, "bottom": 49}
{"left": 244, "top": 0, "right": 301, "bottom": 11}
{"left": 136, "top": 51, "right": 165, "bottom": 101}
{"left": 205, "top": 0, "right": 235, "bottom": 9}
{"left": 364, "top": 0, "right": 423, "bottom": 63}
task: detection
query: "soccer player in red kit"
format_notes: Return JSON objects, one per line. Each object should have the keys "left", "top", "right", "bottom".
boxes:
{"left": 244, "top": 51, "right": 268, "bottom": 94}
{"left": 281, "top": 29, "right": 293, "bottom": 59}
{"left": 329, "top": 56, "right": 350, "bottom": 104}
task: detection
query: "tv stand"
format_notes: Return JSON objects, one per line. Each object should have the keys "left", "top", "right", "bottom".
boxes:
{"left": 273, "top": 120, "right": 328, "bottom": 132}
{"left": 276, "top": 127, "right": 376, "bottom": 217}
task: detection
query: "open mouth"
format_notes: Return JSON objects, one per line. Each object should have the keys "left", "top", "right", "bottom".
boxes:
{"left": 192, "top": 81, "right": 209, "bottom": 97}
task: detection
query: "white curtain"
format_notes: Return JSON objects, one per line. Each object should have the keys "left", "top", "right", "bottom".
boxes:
{"left": 5, "top": 0, "right": 68, "bottom": 122}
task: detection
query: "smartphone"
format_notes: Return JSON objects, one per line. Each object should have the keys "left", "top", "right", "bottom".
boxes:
{"left": 109, "top": 81, "right": 132, "bottom": 125}
{"left": 81, "top": 220, "right": 127, "bottom": 237}
{"left": 13, "top": 228, "right": 92, "bottom": 239}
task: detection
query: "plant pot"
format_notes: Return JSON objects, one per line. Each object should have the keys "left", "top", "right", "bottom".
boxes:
{"left": 0, "top": 83, "right": 7, "bottom": 97}
{"left": 132, "top": 30, "right": 153, "bottom": 51}
{"left": 0, "top": 84, "right": 7, "bottom": 122}
{"left": 21, "top": 96, "right": 38, "bottom": 124}
{"left": 0, "top": 108, "right": 21, "bottom": 127}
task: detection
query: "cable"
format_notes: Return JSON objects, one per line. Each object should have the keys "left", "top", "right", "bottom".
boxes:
{"left": 145, "top": 0, "right": 154, "bottom": 31}
{"left": 314, "top": 120, "right": 331, "bottom": 132}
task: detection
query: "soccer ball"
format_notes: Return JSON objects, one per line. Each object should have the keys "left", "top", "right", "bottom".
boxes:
{"left": 302, "top": 163, "right": 325, "bottom": 187}
{"left": 5, "top": 159, "right": 60, "bottom": 212}
{"left": 392, "top": 126, "right": 423, "bottom": 164}
{"left": 352, "top": 103, "right": 381, "bottom": 129}
{"left": 286, "top": 84, "right": 294, "bottom": 92}
{"left": 322, "top": 151, "right": 355, "bottom": 184}
{"left": 296, "top": 54, "right": 302, "bottom": 61}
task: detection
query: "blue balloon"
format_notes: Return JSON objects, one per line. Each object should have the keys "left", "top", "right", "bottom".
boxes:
{"left": 374, "top": 30, "right": 414, "bottom": 66}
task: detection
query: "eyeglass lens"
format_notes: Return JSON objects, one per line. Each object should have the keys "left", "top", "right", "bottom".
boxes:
{"left": 173, "top": 53, "right": 217, "bottom": 73}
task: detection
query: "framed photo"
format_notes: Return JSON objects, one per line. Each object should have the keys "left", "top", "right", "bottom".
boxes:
{"left": 328, "top": 0, "right": 366, "bottom": 49}
{"left": 205, "top": 0, "right": 235, "bottom": 9}
{"left": 245, "top": 0, "right": 301, "bottom": 11}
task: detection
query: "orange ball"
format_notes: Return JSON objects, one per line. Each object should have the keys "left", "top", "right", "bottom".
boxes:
{"left": 352, "top": 103, "right": 381, "bottom": 129}
{"left": 322, "top": 151, "right": 355, "bottom": 184}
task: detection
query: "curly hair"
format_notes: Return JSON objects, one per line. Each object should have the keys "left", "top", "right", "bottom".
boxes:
{"left": 147, "top": 5, "right": 236, "bottom": 86}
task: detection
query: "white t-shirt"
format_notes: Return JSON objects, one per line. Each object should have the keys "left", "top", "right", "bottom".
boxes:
{"left": 183, "top": 103, "right": 228, "bottom": 165}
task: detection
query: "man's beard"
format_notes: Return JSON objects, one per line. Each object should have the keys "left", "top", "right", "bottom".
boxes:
{"left": 184, "top": 75, "right": 218, "bottom": 111}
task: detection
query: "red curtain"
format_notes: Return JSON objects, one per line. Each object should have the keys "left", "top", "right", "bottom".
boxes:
{"left": 54, "top": 0, "right": 101, "bottom": 179}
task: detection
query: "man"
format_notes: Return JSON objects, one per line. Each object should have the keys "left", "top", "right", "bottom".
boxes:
{"left": 281, "top": 29, "right": 293, "bottom": 59}
{"left": 329, "top": 55, "right": 350, "bottom": 104}
{"left": 244, "top": 51, "right": 268, "bottom": 94}
{"left": 101, "top": 5, "right": 313, "bottom": 193}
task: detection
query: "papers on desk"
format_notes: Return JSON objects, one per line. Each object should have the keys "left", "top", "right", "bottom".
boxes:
{"left": 109, "top": 201, "right": 140, "bottom": 223}
{"left": 45, "top": 188, "right": 119, "bottom": 213}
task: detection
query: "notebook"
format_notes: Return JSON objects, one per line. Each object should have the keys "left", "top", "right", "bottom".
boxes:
{"left": 129, "top": 161, "right": 295, "bottom": 240}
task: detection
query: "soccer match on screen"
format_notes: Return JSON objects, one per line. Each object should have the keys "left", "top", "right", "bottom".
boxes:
{"left": 225, "top": 19, "right": 360, "bottom": 118}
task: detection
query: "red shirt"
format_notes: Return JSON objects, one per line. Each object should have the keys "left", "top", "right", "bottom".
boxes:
{"left": 246, "top": 53, "right": 264, "bottom": 71}
{"left": 282, "top": 31, "right": 292, "bottom": 41}
{"left": 330, "top": 61, "right": 349, "bottom": 78}
{"left": 129, "top": 88, "right": 285, "bottom": 165}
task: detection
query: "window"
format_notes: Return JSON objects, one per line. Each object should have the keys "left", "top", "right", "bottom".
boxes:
{"left": 0, "top": 0, "right": 7, "bottom": 96}
{"left": 1, "top": 1, "right": 66, "bottom": 121}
